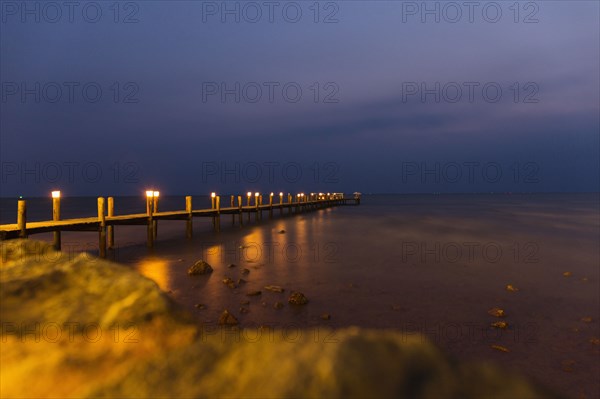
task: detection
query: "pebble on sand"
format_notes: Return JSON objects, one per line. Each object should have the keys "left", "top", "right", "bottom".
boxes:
{"left": 246, "top": 290, "right": 262, "bottom": 296}
{"left": 288, "top": 292, "right": 308, "bottom": 305}
{"left": 187, "top": 260, "right": 213, "bottom": 275}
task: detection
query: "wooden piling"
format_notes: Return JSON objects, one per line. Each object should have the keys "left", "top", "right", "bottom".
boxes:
{"left": 237, "top": 195, "right": 243, "bottom": 226}
{"left": 98, "top": 197, "right": 106, "bottom": 258}
{"left": 107, "top": 197, "right": 114, "bottom": 249}
{"left": 17, "top": 199, "right": 26, "bottom": 238}
{"left": 215, "top": 195, "right": 221, "bottom": 232}
{"left": 231, "top": 195, "right": 235, "bottom": 225}
{"left": 186, "top": 196, "right": 193, "bottom": 238}
{"left": 52, "top": 196, "right": 61, "bottom": 250}
{"left": 146, "top": 196, "right": 154, "bottom": 248}
{"left": 153, "top": 196, "right": 159, "bottom": 239}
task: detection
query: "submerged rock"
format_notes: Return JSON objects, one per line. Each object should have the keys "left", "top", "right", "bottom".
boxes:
{"left": 273, "top": 301, "right": 284, "bottom": 309}
{"left": 265, "top": 285, "right": 284, "bottom": 293}
{"left": 218, "top": 310, "right": 238, "bottom": 325}
{"left": 187, "top": 260, "right": 213, "bottom": 275}
{"left": 222, "top": 277, "right": 237, "bottom": 288}
{"left": 246, "top": 290, "right": 262, "bottom": 297}
{"left": 487, "top": 307, "right": 506, "bottom": 318}
{"left": 288, "top": 291, "right": 308, "bottom": 305}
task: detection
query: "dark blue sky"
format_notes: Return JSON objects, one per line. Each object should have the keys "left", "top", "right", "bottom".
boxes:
{"left": 1, "top": 1, "right": 598, "bottom": 196}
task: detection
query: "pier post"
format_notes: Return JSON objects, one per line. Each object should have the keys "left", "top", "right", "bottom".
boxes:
{"left": 238, "top": 195, "right": 243, "bottom": 226}
{"left": 255, "top": 194, "right": 259, "bottom": 221}
{"left": 186, "top": 196, "right": 193, "bottom": 238}
{"left": 52, "top": 195, "right": 61, "bottom": 250}
{"left": 269, "top": 193, "right": 273, "bottom": 218}
{"left": 107, "top": 197, "right": 114, "bottom": 249}
{"left": 17, "top": 199, "right": 27, "bottom": 238}
{"left": 215, "top": 195, "right": 221, "bottom": 232}
{"left": 98, "top": 197, "right": 106, "bottom": 258}
{"left": 288, "top": 194, "right": 292, "bottom": 214}
{"left": 231, "top": 195, "right": 235, "bottom": 225}
{"left": 146, "top": 196, "right": 154, "bottom": 248}
{"left": 153, "top": 195, "right": 159, "bottom": 239}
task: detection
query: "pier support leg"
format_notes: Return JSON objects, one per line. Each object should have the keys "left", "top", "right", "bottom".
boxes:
{"left": 98, "top": 197, "right": 106, "bottom": 258}
{"left": 215, "top": 196, "right": 221, "bottom": 232}
{"left": 186, "top": 196, "right": 193, "bottom": 238}
{"left": 146, "top": 197, "right": 154, "bottom": 248}
{"left": 52, "top": 196, "right": 61, "bottom": 250}
{"left": 107, "top": 197, "right": 114, "bottom": 249}
{"left": 17, "top": 199, "right": 27, "bottom": 238}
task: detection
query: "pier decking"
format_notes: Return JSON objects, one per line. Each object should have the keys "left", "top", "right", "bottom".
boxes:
{"left": 0, "top": 193, "right": 360, "bottom": 257}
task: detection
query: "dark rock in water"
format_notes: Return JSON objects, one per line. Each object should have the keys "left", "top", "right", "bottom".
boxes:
{"left": 273, "top": 301, "right": 284, "bottom": 309}
{"left": 246, "top": 290, "right": 261, "bottom": 296}
{"left": 187, "top": 260, "right": 213, "bottom": 275}
{"left": 239, "top": 307, "right": 250, "bottom": 314}
{"left": 0, "top": 240, "right": 563, "bottom": 399}
{"left": 240, "top": 300, "right": 250, "bottom": 305}
{"left": 218, "top": 309, "right": 238, "bottom": 325}
{"left": 228, "top": 263, "right": 236, "bottom": 268}
{"left": 321, "top": 313, "right": 331, "bottom": 320}
{"left": 288, "top": 291, "right": 308, "bottom": 305}
{"left": 241, "top": 268, "right": 250, "bottom": 275}
{"left": 265, "top": 285, "right": 284, "bottom": 293}
{"left": 278, "top": 230, "right": 286, "bottom": 234}
{"left": 194, "top": 304, "right": 205, "bottom": 310}
{"left": 222, "top": 277, "right": 237, "bottom": 289}
{"left": 237, "top": 278, "right": 247, "bottom": 285}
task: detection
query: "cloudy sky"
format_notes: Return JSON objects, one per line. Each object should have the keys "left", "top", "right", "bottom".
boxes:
{"left": 1, "top": 1, "right": 598, "bottom": 196}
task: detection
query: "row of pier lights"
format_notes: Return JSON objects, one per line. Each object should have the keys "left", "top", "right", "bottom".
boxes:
{"left": 205, "top": 191, "right": 345, "bottom": 210}
{"left": 14, "top": 190, "right": 348, "bottom": 246}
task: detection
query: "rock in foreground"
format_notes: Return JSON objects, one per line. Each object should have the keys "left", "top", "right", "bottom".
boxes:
{"left": 0, "top": 240, "right": 562, "bottom": 399}
{"left": 187, "top": 260, "right": 213, "bottom": 275}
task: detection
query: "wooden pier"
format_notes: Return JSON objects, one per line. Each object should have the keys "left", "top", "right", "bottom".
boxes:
{"left": 0, "top": 192, "right": 360, "bottom": 257}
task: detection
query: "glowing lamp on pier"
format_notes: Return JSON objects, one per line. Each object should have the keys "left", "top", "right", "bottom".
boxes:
{"left": 146, "top": 190, "right": 154, "bottom": 198}
{"left": 153, "top": 191, "right": 160, "bottom": 198}
{"left": 211, "top": 192, "right": 216, "bottom": 198}
{"left": 51, "top": 191, "right": 61, "bottom": 198}
{"left": 247, "top": 192, "right": 252, "bottom": 197}
{"left": 255, "top": 192, "right": 259, "bottom": 197}
{"left": 279, "top": 192, "right": 283, "bottom": 197}
{"left": 270, "top": 192, "right": 274, "bottom": 197}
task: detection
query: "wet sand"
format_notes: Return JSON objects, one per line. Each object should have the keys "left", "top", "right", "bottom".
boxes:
{"left": 15, "top": 194, "right": 600, "bottom": 398}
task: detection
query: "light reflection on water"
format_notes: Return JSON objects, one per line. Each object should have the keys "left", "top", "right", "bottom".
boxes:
{"left": 137, "top": 258, "right": 170, "bottom": 291}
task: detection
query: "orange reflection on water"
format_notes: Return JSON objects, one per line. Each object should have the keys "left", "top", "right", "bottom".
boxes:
{"left": 137, "top": 258, "right": 170, "bottom": 291}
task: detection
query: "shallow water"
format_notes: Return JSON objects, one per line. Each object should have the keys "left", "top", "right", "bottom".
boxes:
{"left": 4, "top": 193, "right": 599, "bottom": 397}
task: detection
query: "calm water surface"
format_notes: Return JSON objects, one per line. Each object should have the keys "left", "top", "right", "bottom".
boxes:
{"left": 2, "top": 193, "right": 598, "bottom": 397}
